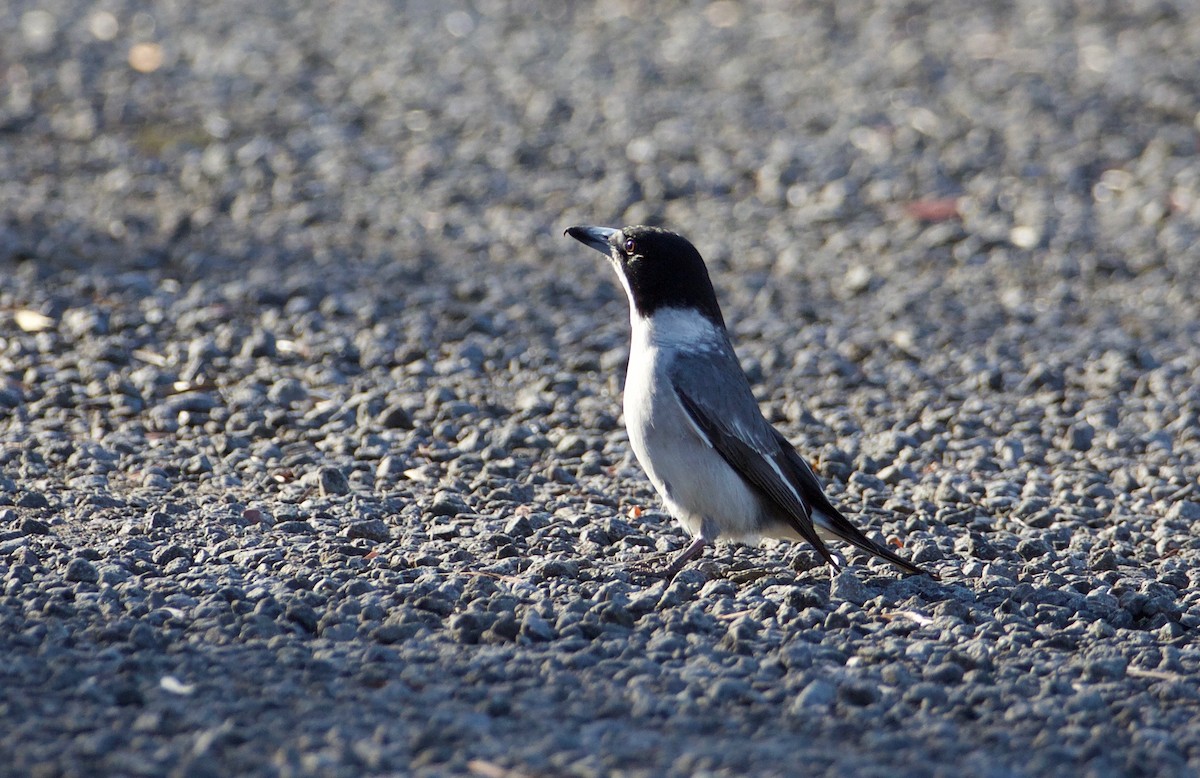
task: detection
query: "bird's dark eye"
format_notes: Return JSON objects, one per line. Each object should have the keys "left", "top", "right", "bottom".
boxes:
{"left": 624, "top": 238, "right": 636, "bottom": 254}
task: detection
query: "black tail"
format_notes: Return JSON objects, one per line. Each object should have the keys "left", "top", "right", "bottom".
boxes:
{"left": 814, "top": 507, "right": 937, "bottom": 580}
{"left": 773, "top": 431, "right": 937, "bottom": 579}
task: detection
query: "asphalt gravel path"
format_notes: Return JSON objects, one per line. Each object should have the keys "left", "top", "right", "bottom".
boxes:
{"left": 2, "top": 1, "right": 1200, "bottom": 776}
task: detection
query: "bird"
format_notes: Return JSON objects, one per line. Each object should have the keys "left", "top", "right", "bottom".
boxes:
{"left": 564, "top": 224, "right": 933, "bottom": 579}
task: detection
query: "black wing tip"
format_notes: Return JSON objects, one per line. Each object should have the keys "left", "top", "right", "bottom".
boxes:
{"left": 826, "top": 552, "right": 937, "bottom": 580}
{"left": 824, "top": 514, "right": 938, "bottom": 580}
{"left": 872, "top": 543, "right": 937, "bottom": 580}
{"left": 901, "top": 561, "right": 939, "bottom": 580}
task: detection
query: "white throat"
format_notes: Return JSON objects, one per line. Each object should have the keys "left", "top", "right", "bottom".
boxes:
{"left": 630, "top": 306, "right": 725, "bottom": 353}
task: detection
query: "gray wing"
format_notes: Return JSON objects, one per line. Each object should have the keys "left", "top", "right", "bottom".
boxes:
{"left": 666, "top": 347, "right": 839, "bottom": 568}
{"left": 669, "top": 348, "right": 929, "bottom": 577}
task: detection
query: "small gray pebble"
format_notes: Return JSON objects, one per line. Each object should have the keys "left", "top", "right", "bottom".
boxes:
{"left": 708, "top": 678, "right": 753, "bottom": 703}
{"left": 449, "top": 612, "right": 485, "bottom": 644}
{"left": 268, "top": 379, "right": 308, "bottom": 406}
{"left": 20, "top": 517, "right": 51, "bottom": 535}
{"left": 1015, "top": 538, "right": 1050, "bottom": 560}
{"left": 554, "top": 434, "right": 589, "bottom": 457}
{"left": 151, "top": 544, "right": 190, "bottom": 565}
{"left": 346, "top": 519, "right": 390, "bottom": 542}
{"left": 909, "top": 541, "right": 942, "bottom": 564}
{"left": 286, "top": 603, "right": 320, "bottom": 633}
{"left": 378, "top": 403, "right": 414, "bottom": 429}
{"left": 904, "top": 683, "right": 948, "bottom": 708}
{"left": 241, "top": 327, "right": 277, "bottom": 358}
{"left": 428, "top": 491, "right": 469, "bottom": 518}
{"left": 317, "top": 467, "right": 351, "bottom": 496}
{"left": 0, "top": 388, "right": 22, "bottom": 408}
{"left": 1168, "top": 501, "right": 1200, "bottom": 522}
{"left": 877, "top": 463, "right": 915, "bottom": 485}
{"left": 924, "top": 663, "right": 964, "bottom": 685}
{"left": 65, "top": 557, "right": 99, "bottom": 583}
{"left": 793, "top": 679, "right": 836, "bottom": 709}
{"left": 839, "top": 682, "right": 879, "bottom": 706}
{"left": 503, "top": 515, "right": 533, "bottom": 539}
{"left": 1090, "top": 550, "right": 1119, "bottom": 572}
{"left": 17, "top": 492, "right": 49, "bottom": 509}
{"left": 1062, "top": 422, "right": 1095, "bottom": 452}
{"left": 371, "top": 623, "right": 414, "bottom": 644}
{"left": 142, "top": 473, "right": 171, "bottom": 490}
{"left": 520, "top": 610, "right": 555, "bottom": 642}
{"left": 829, "top": 569, "right": 871, "bottom": 605}
{"left": 530, "top": 559, "right": 579, "bottom": 579}
{"left": 376, "top": 455, "right": 407, "bottom": 481}
{"left": 849, "top": 472, "right": 886, "bottom": 493}
{"left": 319, "top": 623, "right": 358, "bottom": 641}
{"left": 162, "top": 392, "right": 218, "bottom": 414}
{"left": 1022, "top": 509, "right": 1057, "bottom": 529}
{"left": 1083, "top": 656, "right": 1127, "bottom": 681}
{"left": 487, "top": 614, "right": 520, "bottom": 642}
{"left": 128, "top": 622, "right": 159, "bottom": 649}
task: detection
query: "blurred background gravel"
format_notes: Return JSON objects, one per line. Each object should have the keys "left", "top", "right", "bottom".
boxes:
{"left": 2, "top": 1, "right": 1199, "bottom": 775}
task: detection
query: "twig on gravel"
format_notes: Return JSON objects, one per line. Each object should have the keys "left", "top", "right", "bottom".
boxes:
{"left": 880, "top": 610, "right": 934, "bottom": 627}
{"left": 467, "top": 760, "right": 532, "bottom": 778}
{"left": 1127, "top": 667, "right": 1186, "bottom": 683}
{"left": 1166, "top": 482, "right": 1194, "bottom": 502}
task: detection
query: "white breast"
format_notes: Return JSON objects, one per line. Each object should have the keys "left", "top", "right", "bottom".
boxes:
{"left": 622, "top": 308, "right": 765, "bottom": 541}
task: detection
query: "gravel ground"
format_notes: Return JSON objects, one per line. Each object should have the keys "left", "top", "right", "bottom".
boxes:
{"left": 3, "top": 1, "right": 1200, "bottom": 776}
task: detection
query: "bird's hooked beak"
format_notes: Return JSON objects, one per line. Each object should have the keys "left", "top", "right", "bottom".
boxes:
{"left": 565, "top": 225, "right": 619, "bottom": 255}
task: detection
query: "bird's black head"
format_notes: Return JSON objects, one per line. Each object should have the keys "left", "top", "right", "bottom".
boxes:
{"left": 565, "top": 225, "right": 725, "bottom": 327}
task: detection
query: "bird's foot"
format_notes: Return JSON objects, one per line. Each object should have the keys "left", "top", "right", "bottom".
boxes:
{"left": 625, "top": 537, "right": 709, "bottom": 582}
{"left": 625, "top": 562, "right": 672, "bottom": 583}
{"left": 621, "top": 550, "right": 674, "bottom": 582}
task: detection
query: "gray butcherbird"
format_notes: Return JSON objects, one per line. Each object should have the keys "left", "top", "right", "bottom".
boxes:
{"left": 566, "top": 224, "right": 934, "bottom": 579}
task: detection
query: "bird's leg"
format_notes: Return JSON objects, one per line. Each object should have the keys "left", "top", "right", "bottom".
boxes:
{"left": 627, "top": 536, "right": 708, "bottom": 580}
{"left": 661, "top": 535, "right": 707, "bottom": 578}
